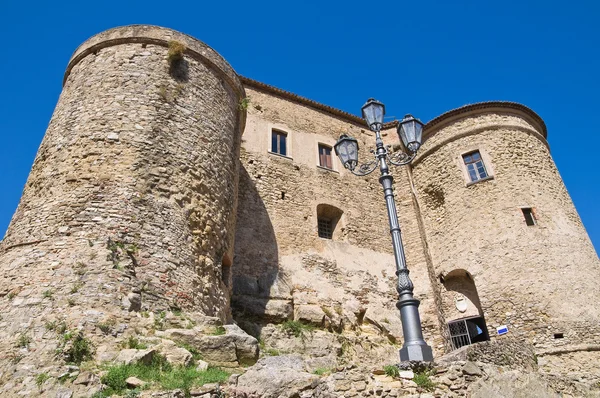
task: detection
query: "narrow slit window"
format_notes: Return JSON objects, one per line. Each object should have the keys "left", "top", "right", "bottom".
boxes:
{"left": 271, "top": 130, "right": 287, "bottom": 156}
{"left": 462, "top": 151, "right": 488, "bottom": 182}
{"left": 318, "top": 144, "right": 333, "bottom": 169}
{"left": 318, "top": 218, "right": 333, "bottom": 239}
{"left": 522, "top": 207, "right": 536, "bottom": 226}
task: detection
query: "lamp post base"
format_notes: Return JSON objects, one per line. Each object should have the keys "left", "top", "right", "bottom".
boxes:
{"left": 400, "top": 343, "right": 434, "bottom": 362}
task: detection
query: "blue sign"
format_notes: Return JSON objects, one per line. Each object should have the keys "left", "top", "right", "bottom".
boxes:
{"left": 497, "top": 325, "right": 508, "bottom": 335}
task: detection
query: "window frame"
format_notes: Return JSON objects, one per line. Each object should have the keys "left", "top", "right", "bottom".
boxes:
{"left": 521, "top": 207, "right": 537, "bottom": 226}
{"left": 459, "top": 149, "right": 494, "bottom": 186}
{"left": 317, "top": 143, "right": 334, "bottom": 170}
{"left": 270, "top": 129, "right": 288, "bottom": 157}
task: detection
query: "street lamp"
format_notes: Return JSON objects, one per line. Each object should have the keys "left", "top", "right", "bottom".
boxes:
{"left": 334, "top": 98, "right": 433, "bottom": 362}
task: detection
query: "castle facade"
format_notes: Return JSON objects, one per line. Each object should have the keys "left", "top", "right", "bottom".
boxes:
{"left": 1, "top": 25, "right": 599, "bottom": 376}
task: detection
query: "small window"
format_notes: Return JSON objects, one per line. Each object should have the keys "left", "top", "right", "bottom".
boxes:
{"left": 318, "top": 144, "right": 333, "bottom": 169}
{"left": 522, "top": 208, "right": 536, "bottom": 226}
{"left": 318, "top": 218, "right": 333, "bottom": 239}
{"left": 316, "top": 204, "right": 343, "bottom": 240}
{"left": 271, "top": 130, "right": 287, "bottom": 156}
{"left": 554, "top": 333, "right": 564, "bottom": 339}
{"left": 462, "top": 151, "right": 488, "bottom": 182}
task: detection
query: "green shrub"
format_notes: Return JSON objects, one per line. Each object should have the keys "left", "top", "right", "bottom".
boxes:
{"left": 123, "top": 336, "right": 147, "bottom": 350}
{"left": 62, "top": 332, "right": 94, "bottom": 364}
{"left": 313, "top": 367, "right": 332, "bottom": 376}
{"left": 413, "top": 371, "right": 436, "bottom": 391}
{"left": 100, "top": 354, "right": 228, "bottom": 397}
{"left": 239, "top": 97, "right": 250, "bottom": 110}
{"left": 384, "top": 364, "right": 400, "bottom": 378}
{"left": 43, "top": 290, "right": 54, "bottom": 299}
{"left": 265, "top": 348, "right": 280, "bottom": 356}
{"left": 17, "top": 333, "right": 31, "bottom": 348}
{"left": 167, "top": 41, "right": 186, "bottom": 63}
{"left": 212, "top": 326, "right": 226, "bottom": 336}
{"left": 281, "top": 320, "right": 314, "bottom": 338}
{"left": 36, "top": 372, "right": 50, "bottom": 388}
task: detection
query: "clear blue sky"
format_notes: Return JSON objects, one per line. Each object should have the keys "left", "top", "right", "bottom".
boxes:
{"left": 1, "top": 1, "right": 598, "bottom": 254}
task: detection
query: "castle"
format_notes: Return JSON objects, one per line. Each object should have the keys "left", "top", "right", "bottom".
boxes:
{"left": 1, "top": 25, "right": 599, "bottom": 396}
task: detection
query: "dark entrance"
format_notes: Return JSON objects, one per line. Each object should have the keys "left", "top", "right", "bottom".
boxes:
{"left": 448, "top": 316, "right": 489, "bottom": 350}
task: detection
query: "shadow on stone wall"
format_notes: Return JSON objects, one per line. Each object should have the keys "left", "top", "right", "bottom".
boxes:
{"left": 232, "top": 166, "right": 285, "bottom": 337}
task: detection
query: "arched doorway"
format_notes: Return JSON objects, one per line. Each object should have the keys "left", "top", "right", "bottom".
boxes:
{"left": 440, "top": 269, "right": 489, "bottom": 350}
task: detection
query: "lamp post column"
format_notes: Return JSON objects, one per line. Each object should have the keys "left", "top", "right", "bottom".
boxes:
{"left": 374, "top": 131, "right": 433, "bottom": 363}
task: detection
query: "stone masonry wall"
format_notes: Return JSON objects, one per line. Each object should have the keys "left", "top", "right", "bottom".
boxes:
{"left": 0, "top": 25, "right": 244, "bottom": 376}
{"left": 411, "top": 110, "right": 600, "bottom": 352}
{"left": 232, "top": 87, "right": 444, "bottom": 357}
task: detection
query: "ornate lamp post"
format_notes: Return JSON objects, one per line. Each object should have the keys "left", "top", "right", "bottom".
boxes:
{"left": 334, "top": 98, "right": 433, "bottom": 362}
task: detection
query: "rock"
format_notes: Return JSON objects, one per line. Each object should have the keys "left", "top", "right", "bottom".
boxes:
{"left": 157, "top": 340, "right": 192, "bottom": 366}
{"left": 470, "top": 369, "right": 558, "bottom": 398}
{"left": 234, "top": 355, "right": 320, "bottom": 398}
{"left": 56, "top": 388, "right": 73, "bottom": 398}
{"left": 462, "top": 361, "right": 483, "bottom": 376}
{"left": 232, "top": 295, "right": 293, "bottom": 322}
{"left": 126, "top": 376, "right": 146, "bottom": 388}
{"left": 114, "top": 348, "right": 155, "bottom": 365}
{"left": 224, "top": 324, "right": 259, "bottom": 365}
{"left": 163, "top": 325, "right": 258, "bottom": 367}
{"left": 399, "top": 370, "right": 415, "bottom": 379}
{"left": 196, "top": 360, "right": 209, "bottom": 371}
{"left": 294, "top": 305, "right": 325, "bottom": 325}
{"left": 73, "top": 371, "right": 98, "bottom": 385}
{"left": 228, "top": 373, "right": 240, "bottom": 385}
{"left": 127, "top": 292, "right": 142, "bottom": 311}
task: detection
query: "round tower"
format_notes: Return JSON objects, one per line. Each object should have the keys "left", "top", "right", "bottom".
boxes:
{"left": 411, "top": 102, "right": 600, "bottom": 351}
{"left": 0, "top": 25, "right": 245, "bottom": 369}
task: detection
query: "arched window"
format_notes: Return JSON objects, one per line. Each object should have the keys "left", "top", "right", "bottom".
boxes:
{"left": 316, "top": 204, "right": 343, "bottom": 240}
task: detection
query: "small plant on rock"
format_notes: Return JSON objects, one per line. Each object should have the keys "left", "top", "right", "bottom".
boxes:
{"left": 239, "top": 96, "right": 251, "bottom": 110}
{"left": 123, "top": 336, "right": 147, "bottom": 350}
{"left": 212, "top": 326, "right": 226, "bottom": 336}
{"left": 58, "top": 331, "right": 94, "bottom": 365}
{"left": 167, "top": 40, "right": 186, "bottom": 63}
{"left": 313, "top": 367, "right": 332, "bottom": 376}
{"left": 281, "top": 320, "right": 314, "bottom": 339}
{"left": 413, "top": 370, "right": 436, "bottom": 391}
{"left": 43, "top": 290, "right": 54, "bottom": 299}
{"left": 384, "top": 364, "right": 400, "bottom": 378}
{"left": 36, "top": 372, "right": 50, "bottom": 388}
{"left": 17, "top": 333, "right": 31, "bottom": 348}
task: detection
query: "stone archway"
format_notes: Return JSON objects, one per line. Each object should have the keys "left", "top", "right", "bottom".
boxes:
{"left": 440, "top": 269, "right": 489, "bottom": 349}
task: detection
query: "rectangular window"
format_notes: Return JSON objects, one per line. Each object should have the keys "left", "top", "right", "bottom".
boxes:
{"left": 462, "top": 151, "right": 488, "bottom": 182}
{"left": 271, "top": 130, "right": 287, "bottom": 156}
{"left": 318, "top": 144, "right": 332, "bottom": 169}
{"left": 318, "top": 218, "right": 333, "bottom": 239}
{"left": 522, "top": 207, "right": 536, "bottom": 226}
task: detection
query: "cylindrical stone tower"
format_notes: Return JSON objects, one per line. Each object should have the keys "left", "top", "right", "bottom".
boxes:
{"left": 0, "top": 24, "right": 245, "bottom": 371}
{"left": 412, "top": 102, "right": 600, "bottom": 351}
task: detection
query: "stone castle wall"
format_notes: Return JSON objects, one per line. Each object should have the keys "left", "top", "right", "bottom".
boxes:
{"left": 0, "top": 25, "right": 245, "bottom": 373}
{"left": 411, "top": 107, "right": 600, "bottom": 351}
{"left": 232, "top": 86, "right": 443, "bottom": 357}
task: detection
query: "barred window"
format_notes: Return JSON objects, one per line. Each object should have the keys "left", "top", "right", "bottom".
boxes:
{"left": 318, "top": 218, "right": 333, "bottom": 239}
{"left": 316, "top": 204, "right": 343, "bottom": 240}
{"left": 462, "top": 151, "right": 488, "bottom": 182}
{"left": 448, "top": 317, "right": 489, "bottom": 350}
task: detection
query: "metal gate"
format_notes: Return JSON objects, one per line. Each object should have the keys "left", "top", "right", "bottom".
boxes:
{"left": 448, "top": 319, "right": 471, "bottom": 350}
